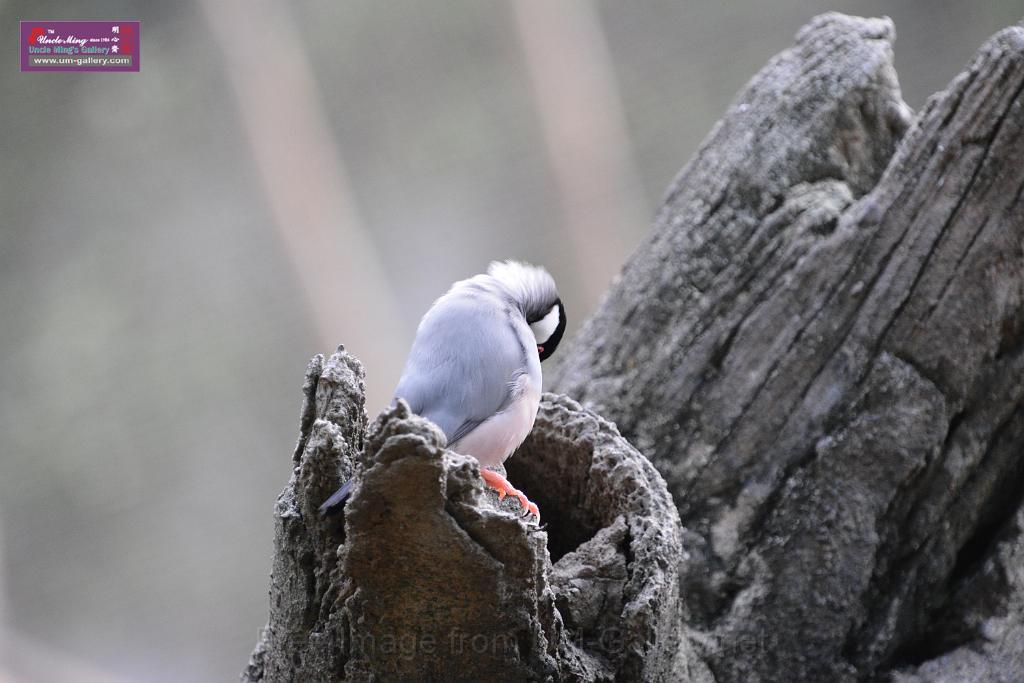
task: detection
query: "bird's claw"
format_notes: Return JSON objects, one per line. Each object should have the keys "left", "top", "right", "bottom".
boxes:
{"left": 522, "top": 499, "right": 540, "bottom": 522}
{"left": 481, "top": 468, "right": 540, "bottom": 523}
{"left": 513, "top": 490, "right": 540, "bottom": 523}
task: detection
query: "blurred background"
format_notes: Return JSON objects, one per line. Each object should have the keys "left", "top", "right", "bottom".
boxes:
{"left": 1, "top": 1, "right": 1022, "bottom": 680}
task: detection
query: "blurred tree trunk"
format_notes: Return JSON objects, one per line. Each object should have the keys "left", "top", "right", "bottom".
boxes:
{"left": 200, "top": 0, "right": 408, "bottom": 410}
{"left": 244, "top": 13, "right": 1024, "bottom": 682}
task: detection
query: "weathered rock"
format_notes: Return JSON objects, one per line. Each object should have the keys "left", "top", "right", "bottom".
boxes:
{"left": 511, "top": 394, "right": 708, "bottom": 682}
{"left": 243, "top": 350, "right": 365, "bottom": 682}
{"left": 247, "top": 13, "right": 1024, "bottom": 682}
{"left": 552, "top": 13, "right": 1024, "bottom": 683}
{"left": 890, "top": 508, "right": 1024, "bottom": 683}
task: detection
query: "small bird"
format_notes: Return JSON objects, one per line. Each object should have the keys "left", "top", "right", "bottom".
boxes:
{"left": 320, "top": 261, "right": 566, "bottom": 521}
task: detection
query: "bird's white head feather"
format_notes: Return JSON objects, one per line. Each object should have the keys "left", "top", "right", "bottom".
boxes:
{"left": 483, "top": 260, "right": 559, "bottom": 322}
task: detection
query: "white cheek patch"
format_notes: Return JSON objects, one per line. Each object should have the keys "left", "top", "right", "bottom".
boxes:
{"left": 530, "top": 305, "right": 560, "bottom": 345}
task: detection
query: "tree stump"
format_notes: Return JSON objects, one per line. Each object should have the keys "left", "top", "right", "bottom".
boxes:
{"left": 243, "top": 350, "right": 699, "bottom": 682}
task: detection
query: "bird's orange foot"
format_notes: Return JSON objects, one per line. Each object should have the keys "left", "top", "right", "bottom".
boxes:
{"left": 481, "top": 469, "right": 540, "bottom": 522}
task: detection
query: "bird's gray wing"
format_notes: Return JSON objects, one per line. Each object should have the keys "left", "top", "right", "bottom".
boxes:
{"left": 394, "top": 296, "right": 524, "bottom": 445}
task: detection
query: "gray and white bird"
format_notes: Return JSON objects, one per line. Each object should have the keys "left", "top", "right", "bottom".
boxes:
{"left": 319, "top": 261, "right": 566, "bottom": 520}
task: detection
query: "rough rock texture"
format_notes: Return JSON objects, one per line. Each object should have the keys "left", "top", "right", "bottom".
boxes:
{"left": 552, "top": 12, "right": 1024, "bottom": 683}
{"left": 247, "top": 13, "right": 1024, "bottom": 682}
{"left": 889, "top": 506, "right": 1024, "bottom": 683}
{"left": 243, "top": 350, "right": 696, "bottom": 682}
{"left": 242, "top": 350, "right": 365, "bottom": 682}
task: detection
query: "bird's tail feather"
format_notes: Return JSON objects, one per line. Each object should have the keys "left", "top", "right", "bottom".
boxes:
{"left": 318, "top": 478, "right": 354, "bottom": 516}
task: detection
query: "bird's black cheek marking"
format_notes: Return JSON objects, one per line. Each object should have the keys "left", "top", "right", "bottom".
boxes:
{"left": 537, "top": 300, "right": 566, "bottom": 362}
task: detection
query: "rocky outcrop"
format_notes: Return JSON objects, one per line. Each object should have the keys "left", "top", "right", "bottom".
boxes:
{"left": 246, "top": 13, "right": 1024, "bottom": 682}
